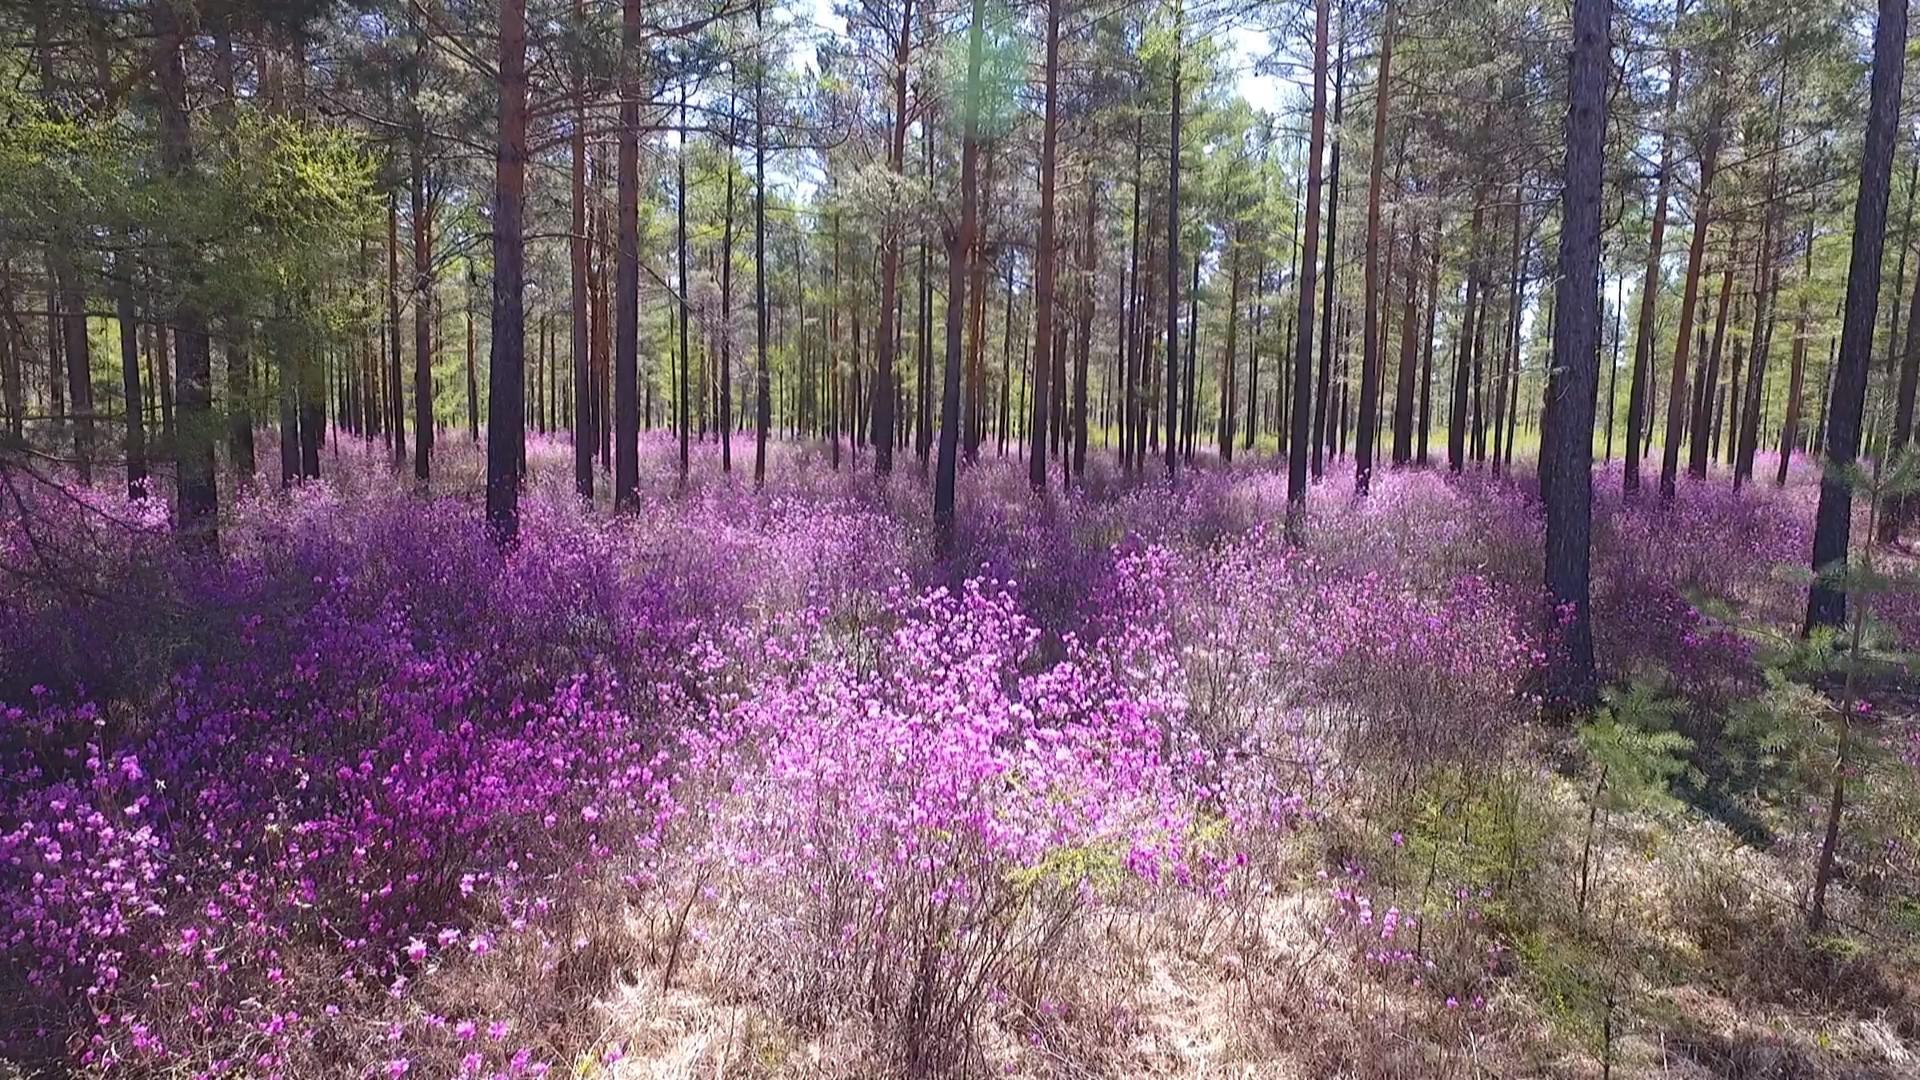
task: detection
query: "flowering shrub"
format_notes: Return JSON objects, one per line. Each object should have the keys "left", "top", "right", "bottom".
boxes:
{"left": 1, "top": 475, "right": 691, "bottom": 1076}
{"left": 1321, "top": 865, "right": 1502, "bottom": 1013}
{"left": 675, "top": 577, "right": 1244, "bottom": 1072}
{"left": 3, "top": 434, "right": 1915, "bottom": 1076}
{"left": 1102, "top": 529, "right": 1540, "bottom": 779}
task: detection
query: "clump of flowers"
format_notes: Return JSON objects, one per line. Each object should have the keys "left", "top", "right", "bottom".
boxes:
{"left": 4, "top": 431, "right": 1907, "bottom": 1076}
{"left": 0, "top": 480, "right": 690, "bottom": 1076}
{"left": 675, "top": 575, "right": 1249, "bottom": 1070}
{"left": 1321, "top": 865, "right": 1502, "bottom": 1014}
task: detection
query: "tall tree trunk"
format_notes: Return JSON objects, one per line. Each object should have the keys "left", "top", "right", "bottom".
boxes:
{"left": 937, "top": 0, "right": 986, "bottom": 550}
{"left": 1392, "top": 232, "right": 1419, "bottom": 464}
{"left": 39, "top": 31, "right": 94, "bottom": 483}
{"left": 1736, "top": 246, "right": 1781, "bottom": 489}
{"left": 1470, "top": 251, "right": 1488, "bottom": 463}
{"left": 720, "top": 109, "right": 737, "bottom": 474}
{"left": 613, "top": 0, "right": 642, "bottom": 508}
{"left": 1054, "top": 291, "right": 1070, "bottom": 468}
{"left": 1722, "top": 258, "right": 1749, "bottom": 469}
{"left": 1886, "top": 215, "right": 1920, "bottom": 536}
{"left": 1489, "top": 191, "right": 1520, "bottom": 468}
{"left": 571, "top": 0, "right": 593, "bottom": 497}
{"left": 1693, "top": 242, "right": 1735, "bottom": 473}
{"left": 1541, "top": 0, "right": 1607, "bottom": 714}
{"left": 1289, "top": 0, "right": 1330, "bottom": 514}
{"left": 1356, "top": 2, "right": 1394, "bottom": 492}
{"left": 279, "top": 301, "right": 300, "bottom": 485}
{"left": 1418, "top": 241, "right": 1437, "bottom": 465}
{"left": 677, "top": 88, "right": 693, "bottom": 479}
{"left": 914, "top": 122, "right": 933, "bottom": 469}
{"left": 1807, "top": 0, "right": 1906, "bottom": 632}
{"left": 1778, "top": 327, "right": 1809, "bottom": 485}
{"left": 1451, "top": 199, "right": 1485, "bottom": 473}
{"left": 1073, "top": 181, "right": 1096, "bottom": 481}
{"left": 755, "top": 0, "right": 772, "bottom": 486}
{"left": 361, "top": 243, "right": 379, "bottom": 440}
{"left": 1630, "top": 4, "right": 1682, "bottom": 496}
{"left": 48, "top": 280, "right": 63, "bottom": 430}
{"left": 1492, "top": 186, "right": 1523, "bottom": 473}
{"left": 300, "top": 305, "right": 323, "bottom": 480}
{"left": 1122, "top": 115, "right": 1143, "bottom": 472}
{"left": 1001, "top": 261, "right": 1013, "bottom": 456}
{"left": 1735, "top": 70, "right": 1788, "bottom": 489}
{"left": 387, "top": 193, "right": 407, "bottom": 469}
{"left": 213, "top": 31, "right": 254, "bottom": 486}
{"left": 1028, "top": 0, "right": 1061, "bottom": 490}
{"left": 117, "top": 264, "right": 147, "bottom": 498}
{"left": 1503, "top": 277, "right": 1522, "bottom": 466}
{"left": 1248, "top": 249, "right": 1271, "bottom": 452}
{"left": 466, "top": 291, "right": 478, "bottom": 442}
{"left": 594, "top": 159, "right": 612, "bottom": 466}
{"left": 412, "top": 136, "right": 435, "bottom": 483}
{"left": 155, "top": 310, "right": 173, "bottom": 441}
{"left": 829, "top": 215, "right": 842, "bottom": 468}
{"left": 486, "top": 0, "right": 528, "bottom": 544}
{"left": 1220, "top": 239, "right": 1243, "bottom": 462}
{"left": 0, "top": 267, "right": 21, "bottom": 440}
{"left": 1181, "top": 255, "right": 1198, "bottom": 463}
{"left": 150, "top": 0, "right": 216, "bottom": 549}
{"left": 1163, "top": 1, "right": 1185, "bottom": 482}
{"left": 875, "top": 0, "right": 915, "bottom": 475}
{"left": 965, "top": 148, "right": 996, "bottom": 463}
{"left": 1338, "top": 305, "right": 1353, "bottom": 459}
{"left": 1313, "top": 25, "right": 1347, "bottom": 481}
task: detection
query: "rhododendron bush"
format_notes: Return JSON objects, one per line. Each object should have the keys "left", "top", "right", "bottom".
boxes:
{"left": 2, "top": 440, "right": 1914, "bottom": 1077}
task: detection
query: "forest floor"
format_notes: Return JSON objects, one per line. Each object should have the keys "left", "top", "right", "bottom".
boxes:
{"left": 2, "top": 433, "right": 1917, "bottom": 1079}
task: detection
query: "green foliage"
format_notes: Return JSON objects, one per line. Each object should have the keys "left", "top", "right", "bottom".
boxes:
{"left": 1007, "top": 838, "right": 1128, "bottom": 896}
{"left": 1399, "top": 764, "right": 1557, "bottom": 930}
{"left": 934, "top": 0, "right": 1026, "bottom": 142}
{"left": 1578, "top": 679, "right": 1696, "bottom": 816}
{"left": 1513, "top": 925, "right": 1613, "bottom": 1053}
{"left": 1719, "top": 628, "right": 1847, "bottom": 799}
{"left": 0, "top": 87, "right": 138, "bottom": 271}
{"left": 0, "top": 82, "right": 375, "bottom": 370}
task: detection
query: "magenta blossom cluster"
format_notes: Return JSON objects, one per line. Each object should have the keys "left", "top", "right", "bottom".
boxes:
{"left": 2, "top": 484, "right": 692, "bottom": 1076}
{"left": 4, "top": 431, "right": 1909, "bottom": 1075}
{"left": 676, "top": 574, "right": 1254, "bottom": 1033}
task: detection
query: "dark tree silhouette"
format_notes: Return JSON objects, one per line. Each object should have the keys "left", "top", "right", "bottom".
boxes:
{"left": 1288, "top": 0, "right": 1328, "bottom": 517}
{"left": 486, "top": 0, "right": 528, "bottom": 545}
{"left": 1354, "top": 0, "right": 1394, "bottom": 495}
{"left": 1540, "top": 0, "right": 1607, "bottom": 714}
{"left": 1805, "top": 0, "right": 1907, "bottom": 633}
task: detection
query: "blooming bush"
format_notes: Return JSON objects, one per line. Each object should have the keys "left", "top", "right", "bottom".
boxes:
{"left": 3, "top": 433, "right": 1915, "bottom": 1076}
{"left": 674, "top": 577, "right": 1243, "bottom": 1072}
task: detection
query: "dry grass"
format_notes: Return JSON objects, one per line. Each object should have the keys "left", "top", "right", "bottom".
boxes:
{"left": 527, "top": 758, "right": 1920, "bottom": 1080}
